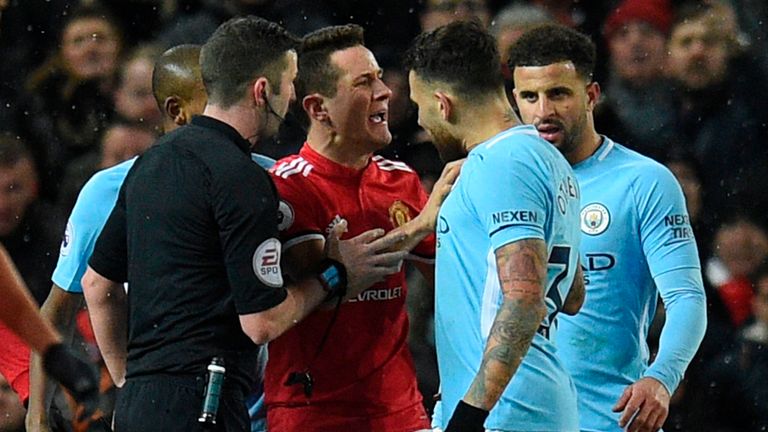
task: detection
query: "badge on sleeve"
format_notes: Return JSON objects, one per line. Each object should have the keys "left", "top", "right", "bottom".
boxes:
{"left": 277, "top": 200, "right": 294, "bottom": 231}
{"left": 252, "top": 238, "right": 283, "bottom": 287}
{"left": 60, "top": 221, "right": 74, "bottom": 256}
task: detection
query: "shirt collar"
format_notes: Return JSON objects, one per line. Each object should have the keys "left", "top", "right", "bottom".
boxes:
{"left": 191, "top": 115, "right": 251, "bottom": 154}
{"left": 298, "top": 142, "right": 371, "bottom": 180}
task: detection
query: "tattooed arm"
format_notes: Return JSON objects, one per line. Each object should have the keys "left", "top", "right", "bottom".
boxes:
{"left": 464, "top": 238, "right": 548, "bottom": 410}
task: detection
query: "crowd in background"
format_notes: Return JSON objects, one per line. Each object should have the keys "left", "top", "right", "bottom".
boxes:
{"left": 0, "top": 0, "right": 766, "bottom": 431}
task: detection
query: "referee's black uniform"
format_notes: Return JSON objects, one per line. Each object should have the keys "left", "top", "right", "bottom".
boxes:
{"left": 89, "top": 115, "right": 288, "bottom": 431}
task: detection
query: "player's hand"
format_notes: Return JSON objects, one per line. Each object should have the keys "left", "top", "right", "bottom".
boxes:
{"left": 612, "top": 377, "right": 670, "bottom": 432}
{"left": 419, "top": 159, "right": 464, "bottom": 231}
{"left": 325, "top": 220, "right": 407, "bottom": 299}
{"left": 42, "top": 343, "right": 101, "bottom": 420}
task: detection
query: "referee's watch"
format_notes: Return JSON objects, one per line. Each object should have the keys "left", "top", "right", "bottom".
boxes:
{"left": 316, "top": 259, "right": 348, "bottom": 300}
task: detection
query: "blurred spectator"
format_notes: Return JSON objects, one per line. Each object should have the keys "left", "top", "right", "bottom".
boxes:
{"left": 597, "top": 0, "right": 677, "bottom": 159}
{"left": 157, "top": 0, "right": 331, "bottom": 48}
{"left": 490, "top": 2, "right": 553, "bottom": 89}
{"left": 57, "top": 122, "right": 157, "bottom": 214}
{"left": 113, "top": 45, "right": 164, "bottom": 132}
{"left": 0, "top": 134, "right": 63, "bottom": 304}
{"left": 419, "top": 0, "right": 491, "bottom": 31}
{"left": 99, "top": 124, "right": 156, "bottom": 170}
{"left": 666, "top": 1, "right": 768, "bottom": 227}
{"left": 706, "top": 216, "right": 768, "bottom": 328}
{"left": 18, "top": 4, "right": 122, "bottom": 200}
{"left": 0, "top": 373, "right": 25, "bottom": 432}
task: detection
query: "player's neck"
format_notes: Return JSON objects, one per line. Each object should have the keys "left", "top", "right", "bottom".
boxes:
{"left": 306, "top": 127, "right": 371, "bottom": 170}
{"left": 462, "top": 97, "right": 521, "bottom": 153}
{"left": 570, "top": 128, "right": 602, "bottom": 165}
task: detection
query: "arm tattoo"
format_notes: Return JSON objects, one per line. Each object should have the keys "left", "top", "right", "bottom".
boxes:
{"left": 464, "top": 239, "right": 547, "bottom": 410}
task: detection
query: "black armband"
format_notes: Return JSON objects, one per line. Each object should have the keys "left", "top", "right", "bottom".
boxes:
{"left": 444, "top": 400, "right": 489, "bottom": 432}
{"left": 316, "top": 259, "right": 347, "bottom": 300}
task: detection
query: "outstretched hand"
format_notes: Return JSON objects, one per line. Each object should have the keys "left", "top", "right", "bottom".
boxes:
{"left": 325, "top": 220, "right": 407, "bottom": 300}
{"left": 612, "top": 377, "right": 670, "bottom": 432}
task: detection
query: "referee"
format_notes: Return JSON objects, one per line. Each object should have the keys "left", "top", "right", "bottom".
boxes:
{"left": 81, "top": 17, "right": 406, "bottom": 432}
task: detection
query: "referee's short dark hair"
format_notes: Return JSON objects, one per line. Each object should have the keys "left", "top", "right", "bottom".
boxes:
{"left": 201, "top": 16, "right": 300, "bottom": 108}
{"left": 507, "top": 24, "right": 596, "bottom": 82}
{"left": 403, "top": 20, "right": 504, "bottom": 98}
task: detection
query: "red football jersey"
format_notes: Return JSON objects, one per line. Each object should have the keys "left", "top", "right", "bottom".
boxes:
{"left": 266, "top": 144, "right": 434, "bottom": 431}
{"left": 0, "top": 321, "right": 30, "bottom": 404}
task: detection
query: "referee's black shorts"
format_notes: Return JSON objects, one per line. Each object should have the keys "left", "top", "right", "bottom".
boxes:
{"left": 113, "top": 375, "right": 249, "bottom": 432}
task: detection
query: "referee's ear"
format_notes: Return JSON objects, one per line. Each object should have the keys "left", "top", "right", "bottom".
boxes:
{"left": 251, "top": 78, "right": 270, "bottom": 108}
{"left": 303, "top": 94, "right": 330, "bottom": 127}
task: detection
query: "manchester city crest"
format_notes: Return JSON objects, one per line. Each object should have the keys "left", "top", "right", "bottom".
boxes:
{"left": 580, "top": 203, "right": 610, "bottom": 235}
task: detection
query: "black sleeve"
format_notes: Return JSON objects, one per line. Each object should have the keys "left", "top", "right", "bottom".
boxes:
{"left": 88, "top": 182, "right": 128, "bottom": 283}
{"left": 210, "top": 161, "right": 288, "bottom": 314}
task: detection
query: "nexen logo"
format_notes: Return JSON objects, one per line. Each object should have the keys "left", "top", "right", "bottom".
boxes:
{"left": 492, "top": 210, "right": 537, "bottom": 224}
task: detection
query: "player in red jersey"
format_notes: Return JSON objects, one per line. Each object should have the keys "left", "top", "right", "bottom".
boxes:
{"left": 265, "top": 25, "right": 459, "bottom": 431}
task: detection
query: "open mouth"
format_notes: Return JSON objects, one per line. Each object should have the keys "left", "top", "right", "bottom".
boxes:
{"left": 536, "top": 123, "right": 563, "bottom": 143}
{"left": 369, "top": 110, "right": 387, "bottom": 124}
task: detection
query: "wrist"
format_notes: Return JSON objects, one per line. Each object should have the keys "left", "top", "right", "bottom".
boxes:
{"left": 445, "top": 400, "right": 488, "bottom": 432}
{"left": 316, "top": 259, "right": 348, "bottom": 301}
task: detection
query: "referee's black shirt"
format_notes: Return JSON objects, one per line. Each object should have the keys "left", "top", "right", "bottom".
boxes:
{"left": 89, "top": 115, "right": 288, "bottom": 394}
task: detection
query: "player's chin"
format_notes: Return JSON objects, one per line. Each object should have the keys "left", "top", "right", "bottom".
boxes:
{"left": 368, "top": 129, "right": 393, "bottom": 149}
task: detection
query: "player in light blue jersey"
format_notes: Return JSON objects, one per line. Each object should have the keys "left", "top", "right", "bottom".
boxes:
{"left": 509, "top": 25, "right": 707, "bottom": 432}
{"left": 404, "top": 21, "right": 584, "bottom": 432}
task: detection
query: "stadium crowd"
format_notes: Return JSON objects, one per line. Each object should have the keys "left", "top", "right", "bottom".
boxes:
{"left": 0, "top": 0, "right": 767, "bottom": 431}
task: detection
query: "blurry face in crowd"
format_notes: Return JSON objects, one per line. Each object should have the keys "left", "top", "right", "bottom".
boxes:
{"left": 753, "top": 276, "right": 768, "bottom": 324}
{"left": 261, "top": 50, "right": 298, "bottom": 140}
{"left": 513, "top": 61, "right": 598, "bottom": 157}
{"left": 61, "top": 17, "right": 120, "bottom": 80}
{"left": 715, "top": 220, "right": 768, "bottom": 279}
{"left": 99, "top": 125, "right": 156, "bottom": 169}
{"left": 666, "top": 160, "right": 702, "bottom": 222}
{"left": 0, "top": 158, "right": 37, "bottom": 237}
{"left": 115, "top": 57, "right": 163, "bottom": 127}
{"left": 0, "top": 374, "right": 25, "bottom": 432}
{"left": 408, "top": 71, "right": 464, "bottom": 162}
{"left": 420, "top": 0, "right": 490, "bottom": 31}
{"left": 667, "top": 16, "right": 729, "bottom": 90}
{"left": 382, "top": 69, "right": 412, "bottom": 131}
{"left": 324, "top": 46, "right": 392, "bottom": 152}
{"left": 608, "top": 21, "right": 667, "bottom": 84}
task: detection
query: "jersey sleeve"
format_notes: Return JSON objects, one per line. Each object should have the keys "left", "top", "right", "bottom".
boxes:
{"left": 631, "top": 164, "right": 707, "bottom": 393}
{"left": 269, "top": 169, "right": 325, "bottom": 250}
{"left": 0, "top": 322, "right": 30, "bottom": 404}
{"left": 52, "top": 173, "right": 120, "bottom": 293}
{"left": 210, "top": 164, "right": 288, "bottom": 315}
{"left": 88, "top": 182, "right": 129, "bottom": 283}
{"left": 464, "top": 151, "right": 548, "bottom": 250}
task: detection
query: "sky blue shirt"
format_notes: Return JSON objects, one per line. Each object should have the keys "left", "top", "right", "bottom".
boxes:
{"left": 555, "top": 138, "right": 707, "bottom": 432}
{"left": 52, "top": 153, "right": 276, "bottom": 432}
{"left": 435, "top": 125, "right": 581, "bottom": 432}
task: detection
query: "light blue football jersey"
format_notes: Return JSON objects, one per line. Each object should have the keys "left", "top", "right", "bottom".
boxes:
{"left": 52, "top": 153, "right": 276, "bottom": 432}
{"left": 555, "top": 138, "right": 706, "bottom": 432}
{"left": 435, "top": 125, "right": 581, "bottom": 432}
{"left": 52, "top": 158, "right": 136, "bottom": 293}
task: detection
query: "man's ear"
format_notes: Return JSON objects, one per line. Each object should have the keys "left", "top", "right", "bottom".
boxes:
{"left": 303, "top": 93, "right": 330, "bottom": 126}
{"left": 434, "top": 91, "right": 453, "bottom": 122}
{"left": 586, "top": 81, "right": 601, "bottom": 112}
{"left": 164, "top": 96, "right": 184, "bottom": 126}
{"left": 251, "top": 78, "right": 269, "bottom": 107}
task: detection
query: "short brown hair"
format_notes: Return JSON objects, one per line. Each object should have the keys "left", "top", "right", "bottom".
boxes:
{"left": 201, "top": 16, "right": 299, "bottom": 108}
